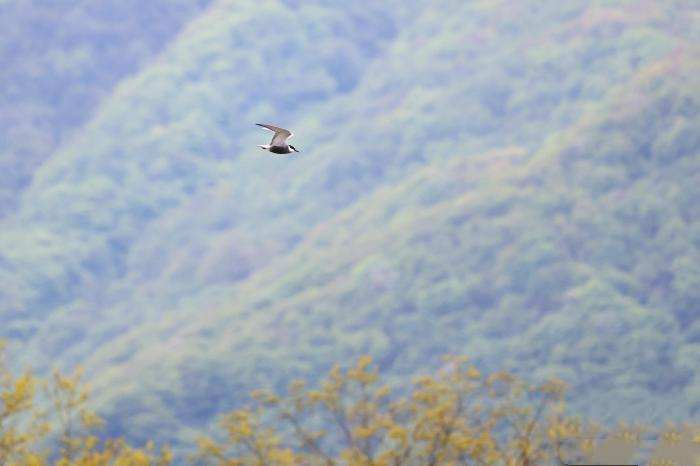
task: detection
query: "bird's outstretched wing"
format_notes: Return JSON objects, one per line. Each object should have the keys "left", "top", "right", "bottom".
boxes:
{"left": 257, "top": 123, "right": 294, "bottom": 146}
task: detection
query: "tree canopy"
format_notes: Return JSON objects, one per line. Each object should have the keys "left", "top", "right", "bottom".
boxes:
{"left": 7, "top": 346, "right": 698, "bottom": 465}
{"left": 0, "top": 0, "right": 699, "bottom": 456}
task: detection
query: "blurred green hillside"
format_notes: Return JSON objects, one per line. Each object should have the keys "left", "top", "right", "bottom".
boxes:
{"left": 0, "top": 0, "right": 214, "bottom": 217}
{"left": 1, "top": 0, "right": 699, "bottom": 457}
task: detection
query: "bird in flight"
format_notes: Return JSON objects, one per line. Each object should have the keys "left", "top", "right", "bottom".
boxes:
{"left": 256, "top": 123, "right": 299, "bottom": 154}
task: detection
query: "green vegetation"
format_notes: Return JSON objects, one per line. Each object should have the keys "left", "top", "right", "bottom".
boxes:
{"left": 1, "top": 0, "right": 699, "bottom": 459}
{"left": 6, "top": 348, "right": 697, "bottom": 465}
{"left": 0, "top": 341, "right": 173, "bottom": 465}
{"left": 0, "top": 0, "right": 214, "bottom": 217}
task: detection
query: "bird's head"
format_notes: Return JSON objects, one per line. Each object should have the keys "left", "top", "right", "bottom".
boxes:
{"left": 290, "top": 145, "right": 300, "bottom": 152}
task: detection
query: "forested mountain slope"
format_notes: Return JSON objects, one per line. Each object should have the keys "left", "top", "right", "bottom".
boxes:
{"left": 1, "top": 0, "right": 406, "bottom": 357}
{"left": 0, "top": 0, "right": 214, "bottom": 216}
{"left": 85, "top": 47, "right": 700, "bottom": 448}
{"left": 1, "top": 0, "right": 699, "bottom": 455}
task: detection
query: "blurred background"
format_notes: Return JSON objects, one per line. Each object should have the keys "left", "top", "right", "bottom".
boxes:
{"left": 1, "top": 0, "right": 700, "bottom": 461}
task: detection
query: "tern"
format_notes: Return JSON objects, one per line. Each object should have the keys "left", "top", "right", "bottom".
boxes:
{"left": 256, "top": 123, "right": 299, "bottom": 154}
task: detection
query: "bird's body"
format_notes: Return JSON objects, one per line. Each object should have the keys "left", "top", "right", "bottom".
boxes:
{"left": 256, "top": 123, "right": 299, "bottom": 154}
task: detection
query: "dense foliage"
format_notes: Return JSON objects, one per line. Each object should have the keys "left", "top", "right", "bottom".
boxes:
{"left": 1, "top": 0, "right": 699, "bottom": 457}
{"left": 0, "top": 0, "right": 213, "bottom": 217}
{"left": 0, "top": 341, "right": 173, "bottom": 465}
{"left": 194, "top": 356, "right": 577, "bottom": 466}
{"left": 6, "top": 348, "right": 698, "bottom": 465}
